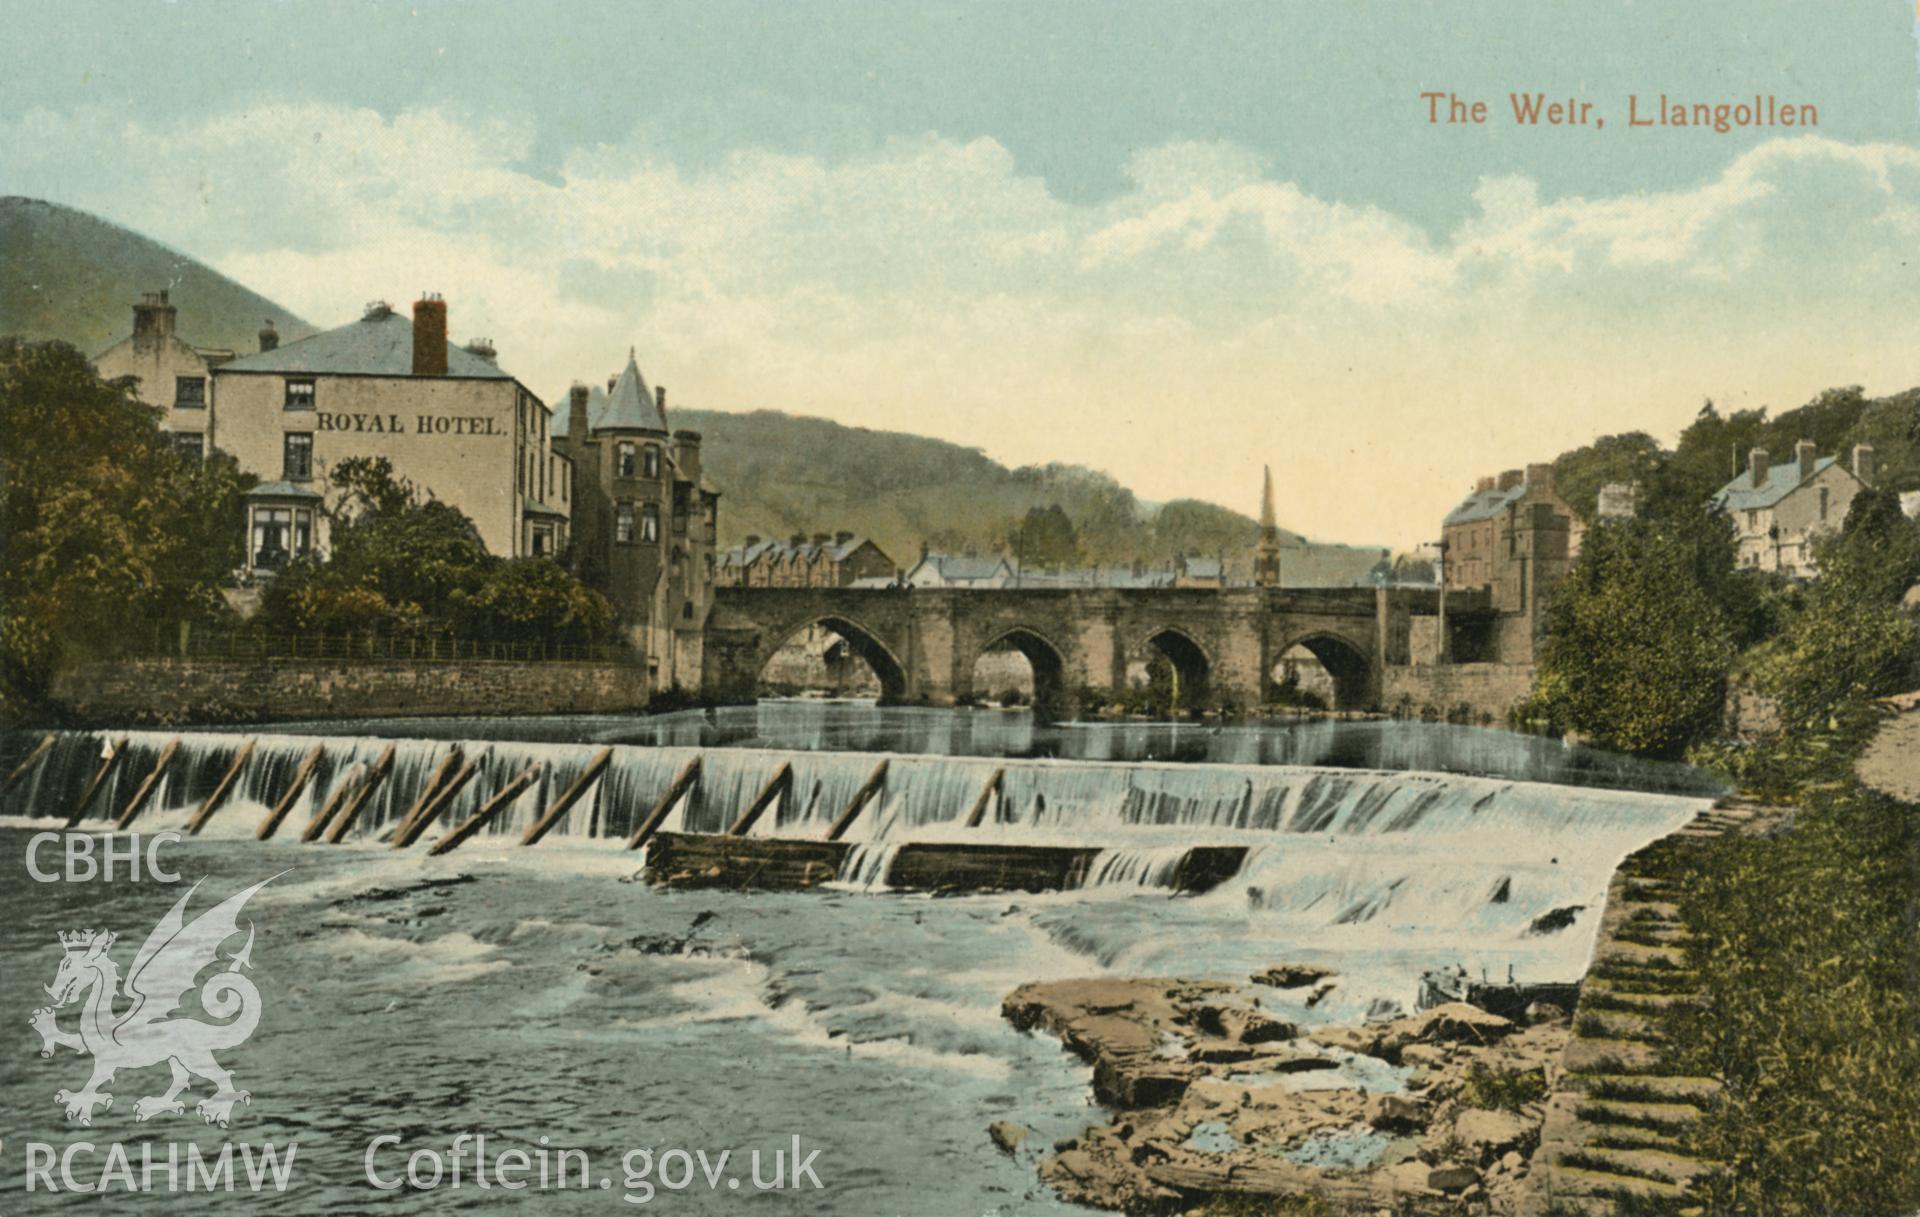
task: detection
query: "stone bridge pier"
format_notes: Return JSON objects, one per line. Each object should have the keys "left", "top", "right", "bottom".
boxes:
{"left": 703, "top": 586, "right": 1436, "bottom": 715}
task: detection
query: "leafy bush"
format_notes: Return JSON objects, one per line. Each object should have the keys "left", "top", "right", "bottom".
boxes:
{"left": 1460, "top": 1063, "right": 1548, "bottom": 1111}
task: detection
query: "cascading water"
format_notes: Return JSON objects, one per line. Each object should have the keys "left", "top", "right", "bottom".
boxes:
{"left": 0, "top": 713, "right": 1718, "bottom": 1217}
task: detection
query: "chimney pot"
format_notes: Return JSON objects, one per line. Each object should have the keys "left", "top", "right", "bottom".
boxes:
{"left": 412, "top": 296, "right": 449, "bottom": 376}
{"left": 1750, "top": 447, "right": 1770, "bottom": 488}
{"left": 1795, "top": 438, "right": 1817, "bottom": 483}
{"left": 607, "top": 375, "right": 617, "bottom": 394}
{"left": 1853, "top": 443, "right": 1876, "bottom": 486}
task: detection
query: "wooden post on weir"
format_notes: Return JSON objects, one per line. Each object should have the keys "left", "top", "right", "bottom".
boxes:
{"left": 187, "top": 740, "right": 255, "bottom": 835}
{"left": 429, "top": 762, "right": 545, "bottom": 856}
{"left": 3, "top": 734, "right": 55, "bottom": 794}
{"left": 256, "top": 743, "right": 326, "bottom": 841}
{"left": 324, "top": 745, "right": 396, "bottom": 844}
{"left": 391, "top": 759, "right": 478, "bottom": 848}
{"left": 626, "top": 756, "right": 703, "bottom": 851}
{"left": 726, "top": 763, "right": 793, "bottom": 837}
{"left": 520, "top": 747, "right": 613, "bottom": 846}
{"left": 114, "top": 738, "right": 180, "bottom": 830}
{"left": 387, "top": 748, "right": 460, "bottom": 843}
{"left": 963, "top": 767, "right": 1006, "bottom": 828}
{"left": 302, "top": 744, "right": 394, "bottom": 842}
{"left": 66, "top": 737, "right": 129, "bottom": 828}
{"left": 825, "top": 759, "right": 889, "bottom": 841}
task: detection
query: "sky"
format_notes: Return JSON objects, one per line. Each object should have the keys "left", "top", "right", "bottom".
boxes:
{"left": 4, "top": 0, "right": 1920, "bottom": 546}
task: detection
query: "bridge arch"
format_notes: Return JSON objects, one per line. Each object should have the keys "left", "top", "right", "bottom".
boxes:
{"left": 1273, "top": 632, "right": 1372, "bottom": 711}
{"left": 762, "top": 614, "right": 909, "bottom": 704}
{"left": 1136, "top": 625, "right": 1213, "bottom": 714}
{"left": 973, "top": 626, "right": 1071, "bottom": 722}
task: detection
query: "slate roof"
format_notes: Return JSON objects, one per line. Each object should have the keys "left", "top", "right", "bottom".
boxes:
{"left": 219, "top": 309, "right": 512, "bottom": 380}
{"left": 245, "top": 481, "right": 323, "bottom": 501}
{"left": 1443, "top": 481, "right": 1530, "bottom": 527}
{"left": 551, "top": 350, "right": 668, "bottom": 436}
{"left": 598, "top": 350, "right": 667, "bottom": 432}
{"left": 916, "top": 554, "right": 1011, "bottom": 582}
{"left": 1712, "top": 456, "right": 1839, "bottom": 512}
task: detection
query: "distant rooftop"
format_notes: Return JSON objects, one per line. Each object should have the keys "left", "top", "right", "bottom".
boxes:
{"left": 220, "top": 307, "right": 513, "bottom": 381}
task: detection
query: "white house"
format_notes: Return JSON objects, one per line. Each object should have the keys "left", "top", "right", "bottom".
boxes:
{"left": 1710, "top": 440, "right": 1875, "bottom": 577}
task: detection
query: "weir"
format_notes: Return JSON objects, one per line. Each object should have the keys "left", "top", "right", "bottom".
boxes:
{"left": 0, "top": 729, "right": 1709, "bottom": 912}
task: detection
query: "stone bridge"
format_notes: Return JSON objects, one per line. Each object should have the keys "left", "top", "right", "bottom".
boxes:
{"left": 703, "top": 585, "right": 1470, "bottom": 714}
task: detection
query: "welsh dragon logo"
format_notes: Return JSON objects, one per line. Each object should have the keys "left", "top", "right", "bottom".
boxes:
{"left": 30, "top": 877, "right": 274, "bottom": 1127}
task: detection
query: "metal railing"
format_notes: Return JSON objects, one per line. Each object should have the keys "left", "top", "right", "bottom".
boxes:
{"left": 125, "top": 623, "right": 638, "bottom": 666}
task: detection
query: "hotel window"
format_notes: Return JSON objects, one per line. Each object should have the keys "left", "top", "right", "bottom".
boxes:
{"left": 171, "top": 432, "right": 205, "bottom": 462}
{"left": 643, "top": 445, "right": 661, "bottom": 478}
{"left": 1819, "top": 488, "right": 1830, "bottom": 522}
{"left": 642, "top": 502, "right": 660, "bottom": 542}
{"left": 175, "top": 376, "right": 206, "bottom": 409}
{"left": 617, "top": 442, "right": 636, "bottom": 478}
{"left": 284, "top": 378, "right": 316, "bottom": 411}
{"left": 616, "top": 502, "right": 635, "bottom": 544}
{"left": 1746, "top": 510, "right": 1758, "bottom": 529}
{"left": 283, "top": 432, "right": 314, "bottom": 481}
{"left": 251, "top": 506, "right": 313, "bottom": 570}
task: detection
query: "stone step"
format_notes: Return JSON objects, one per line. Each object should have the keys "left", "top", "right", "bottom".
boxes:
{"left": 1537, "top": 1162, "right": 1688, "bottom": 1204}
{"left": 1581, "top": 986, "right": 1699, "bottom": 1012}
{"left": 1574, "top": 1073, "right": 1720, "bottom": 1104}
{"left": 1551, "top": 1144, "right": 1721, "bottom": 1186}
{"left": 1593, "top": 939, "right": 1689, "bottom": 968}
{"left": 1562, "top": 1036, "right": 1665, "bottom": 1074}
{"left": 1576, "top": 1010, "right": 1663, "bottom": 1042}
{"left": 1576, "top": 1098, "right": 1704, "bottom": 1127}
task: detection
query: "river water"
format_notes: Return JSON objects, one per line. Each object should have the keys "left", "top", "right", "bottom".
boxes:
{"left": 0, "top": 704, "right": 1717, "bottom": 1215}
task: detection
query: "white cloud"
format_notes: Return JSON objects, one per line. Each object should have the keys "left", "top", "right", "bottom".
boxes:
{"left": 3, "top": 103, "right": 1918, "bottom": 545}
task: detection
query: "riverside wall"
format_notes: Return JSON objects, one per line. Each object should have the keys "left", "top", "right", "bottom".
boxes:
{"left": 1382, "top": 662, "right": 1536, "bottom": 723}
{"left": 48, "top": 657, "right": 650, "bottom": 725}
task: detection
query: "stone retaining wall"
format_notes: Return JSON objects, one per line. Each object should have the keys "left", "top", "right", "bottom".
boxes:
{"left": 49, "top": 657, "right": 650, "bottom": 725}
{"left": 1382, "top": 662, "right": 1536, "bottom": 723}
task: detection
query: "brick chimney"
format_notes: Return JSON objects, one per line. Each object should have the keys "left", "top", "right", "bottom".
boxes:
{"left": 835, "top": 530, "right": 854, "bottom": 546}
{"left": 132, "top": 290, "right": 176, "bottom": 351}
{"left": 656, "top": 385, "right": 666, "bottom": 416}
{"left": 463, "top": 337, "right": 497, "bottom": 363}
{"left": 412, "top": 295, "right": 448, "bottom": 376}
{"left": 258, "top": 319, "right": 279, "bottom": 352}
{"left": 1749, "top": 447, "right": 1769, "bottom": 488}
{"left": 745, "top": 534, "right": 761, "bottom": 547}
{"left": 812, "top": 533, "right": 830, "bottom": 546}
{"left": 1475, "top": 476, "right": 1496, "bottom": 494}
{"left": 1795, "top": 438, "right": 1816, "bottom": 483}
{"left": 1525, "top": 462, "right": 1554, "bottom": 490}
{"left": 1497, "top": 469, "right": 1523, "bottom": 491}
{"left": 568, "top": 384, "right": 590, "bottom": 444}
{"left": 1853, "top": 443, "right": 1876, "bottom": 486}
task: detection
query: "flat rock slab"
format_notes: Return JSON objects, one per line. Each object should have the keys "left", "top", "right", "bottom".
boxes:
{"left": 1858, "top": 694, "right": 1920, "bottom": 803}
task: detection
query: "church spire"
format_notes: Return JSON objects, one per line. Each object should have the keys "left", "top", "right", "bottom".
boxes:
{"left": 1255, "top": 465, "right": 1281, "bottom": 587}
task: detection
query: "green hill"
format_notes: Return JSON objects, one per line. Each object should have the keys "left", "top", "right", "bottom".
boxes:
{"left": 0, "top": 196, "right": 1385, "bottom": 579}
{"left": 0, "top": 196, "right": 315, "bottom": 357}
{"left": 669, "top": 406, "right": 1368, "bottom": 579}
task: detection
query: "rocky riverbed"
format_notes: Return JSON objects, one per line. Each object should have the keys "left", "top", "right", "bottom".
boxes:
{"left": 998, "top": 973, "right": 1570, "bottom": 1215}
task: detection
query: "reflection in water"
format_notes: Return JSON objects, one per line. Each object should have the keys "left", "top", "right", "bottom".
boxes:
{"left": 232, "top": 699, "right": 1720, "bottom": 796}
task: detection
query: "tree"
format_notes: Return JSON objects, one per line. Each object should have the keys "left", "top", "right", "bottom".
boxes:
{"left": 0, "top": 339, "right": 248, "bottom": 718}
{"left": 1011, "top": 504, "right": 1080, "bottom": 570}
{"left": 1550, "top": 431, "right": 1665, "bottom": 521}
{"left": 1749, "top": 488, "right": 1920, "bottom": 735}
{"left": 1531, "top": 509, "right": 1739, "bottom": 757}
